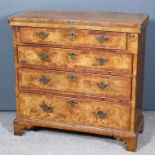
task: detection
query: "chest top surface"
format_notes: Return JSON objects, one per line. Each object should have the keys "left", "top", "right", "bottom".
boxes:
{"left": 8, "top": 9, "right": 148, "bottom": 31}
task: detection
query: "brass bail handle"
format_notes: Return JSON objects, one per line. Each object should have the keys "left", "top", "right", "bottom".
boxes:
{"left": 38, "top": 31, "right": 49, "bottom": 39}
{"left": 39, "top": 75, "right": 51, "bottom": 84}
{"left": 39, "top": 102, "right": 53, "bottom": 112}
{"left": 96, "top": 34, "right": 108, "bottom": 43}
{"left": 39, "top": 52, "right": 49, "bottom": 61}
{"left": 97, "top": 81, "right": 109, "bottom": 89}
{"left": 96, "top": 110, "right": 107, "bottom": 118}
{"left": 96, "top": 57, "right": 109, "bottom": 65}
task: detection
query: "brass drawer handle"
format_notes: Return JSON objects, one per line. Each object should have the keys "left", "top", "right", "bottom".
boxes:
{"left": 96, "top": 110, "right": 107, "bottom": 118}
{"left": 39, "top": 102, "right": 53, "bottom": 112}
{"left": 38, "top": 31, "right": 49, "bottom": 39}
{"left": 67, "top": 73, "right": 78, "bottom": 82}
{"left": 39, "top": 76, "right": 51, "bottom": 84}
{"left": 96, "top": 35, "right": 108, "bottom": 43}
{"left": 96, "top": 57, "right": 109, "bottom": 65}
{"left": 68, "top": 51, "right": 77, "bottom": 60}
{"left": 39, "top": 52, "right": 49, "bottom": 61}
{"left": 97, "top": 81, "right": 108, "bottom": 89}
{"left": 67, "top": 100, "right": 78, "bottom": 107}
{"left": 67, "top": 32, "right": 78, "bottom": 41}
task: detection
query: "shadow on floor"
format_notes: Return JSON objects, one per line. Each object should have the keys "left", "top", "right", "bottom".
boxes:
{"left": 0, "top": 111, "right": 155, "bottom": 151}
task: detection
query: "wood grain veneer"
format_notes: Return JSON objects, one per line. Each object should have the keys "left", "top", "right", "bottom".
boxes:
{"left": 8, "top": 9, "right": 148, "bottom": 152}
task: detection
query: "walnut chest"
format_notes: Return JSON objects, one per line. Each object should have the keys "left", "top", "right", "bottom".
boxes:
{"left": 8, "top": 9, "right": 148, "bottom": 152}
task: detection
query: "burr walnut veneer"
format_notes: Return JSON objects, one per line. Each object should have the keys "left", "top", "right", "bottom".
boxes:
{"left": 8, "top": 9, "right": 148, "bottom": 152}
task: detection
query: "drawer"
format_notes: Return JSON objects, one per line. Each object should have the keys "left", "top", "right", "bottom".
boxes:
{"left": 18, "top": 68, "right": 131, "bottom": 100}
{"left": 18, "top": 46, "right": 133, "bottom": 74}
{"left": 18, "top": 92, "right": 130, "bottom": 130}
{"left": 20, "top": 27, "right": 127, "bottom": 50}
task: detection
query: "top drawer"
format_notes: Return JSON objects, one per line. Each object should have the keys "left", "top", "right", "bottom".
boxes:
{"left": 20, "top": 27, "right": 127, "bottom": 50}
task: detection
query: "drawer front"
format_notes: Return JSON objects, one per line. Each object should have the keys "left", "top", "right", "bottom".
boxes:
{"left": 18, "top": 68, "right": 131, "bottom": 100}
{"left": 18, "top": 92, "right": 130, "bottom": 130}
{"left": 20, "top": 27, "right": 127, "bottom": 50}
{"left": 18, "top": 46, "right": 132, "bottom": 74}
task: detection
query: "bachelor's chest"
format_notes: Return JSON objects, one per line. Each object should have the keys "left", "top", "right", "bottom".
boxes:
{"left": 8, "top": 9, "right": 148, "bottom": 152}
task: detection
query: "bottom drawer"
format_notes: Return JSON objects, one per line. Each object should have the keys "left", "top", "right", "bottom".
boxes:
{"left": 18, "top": 92, "right": 130, "bottom": 130}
